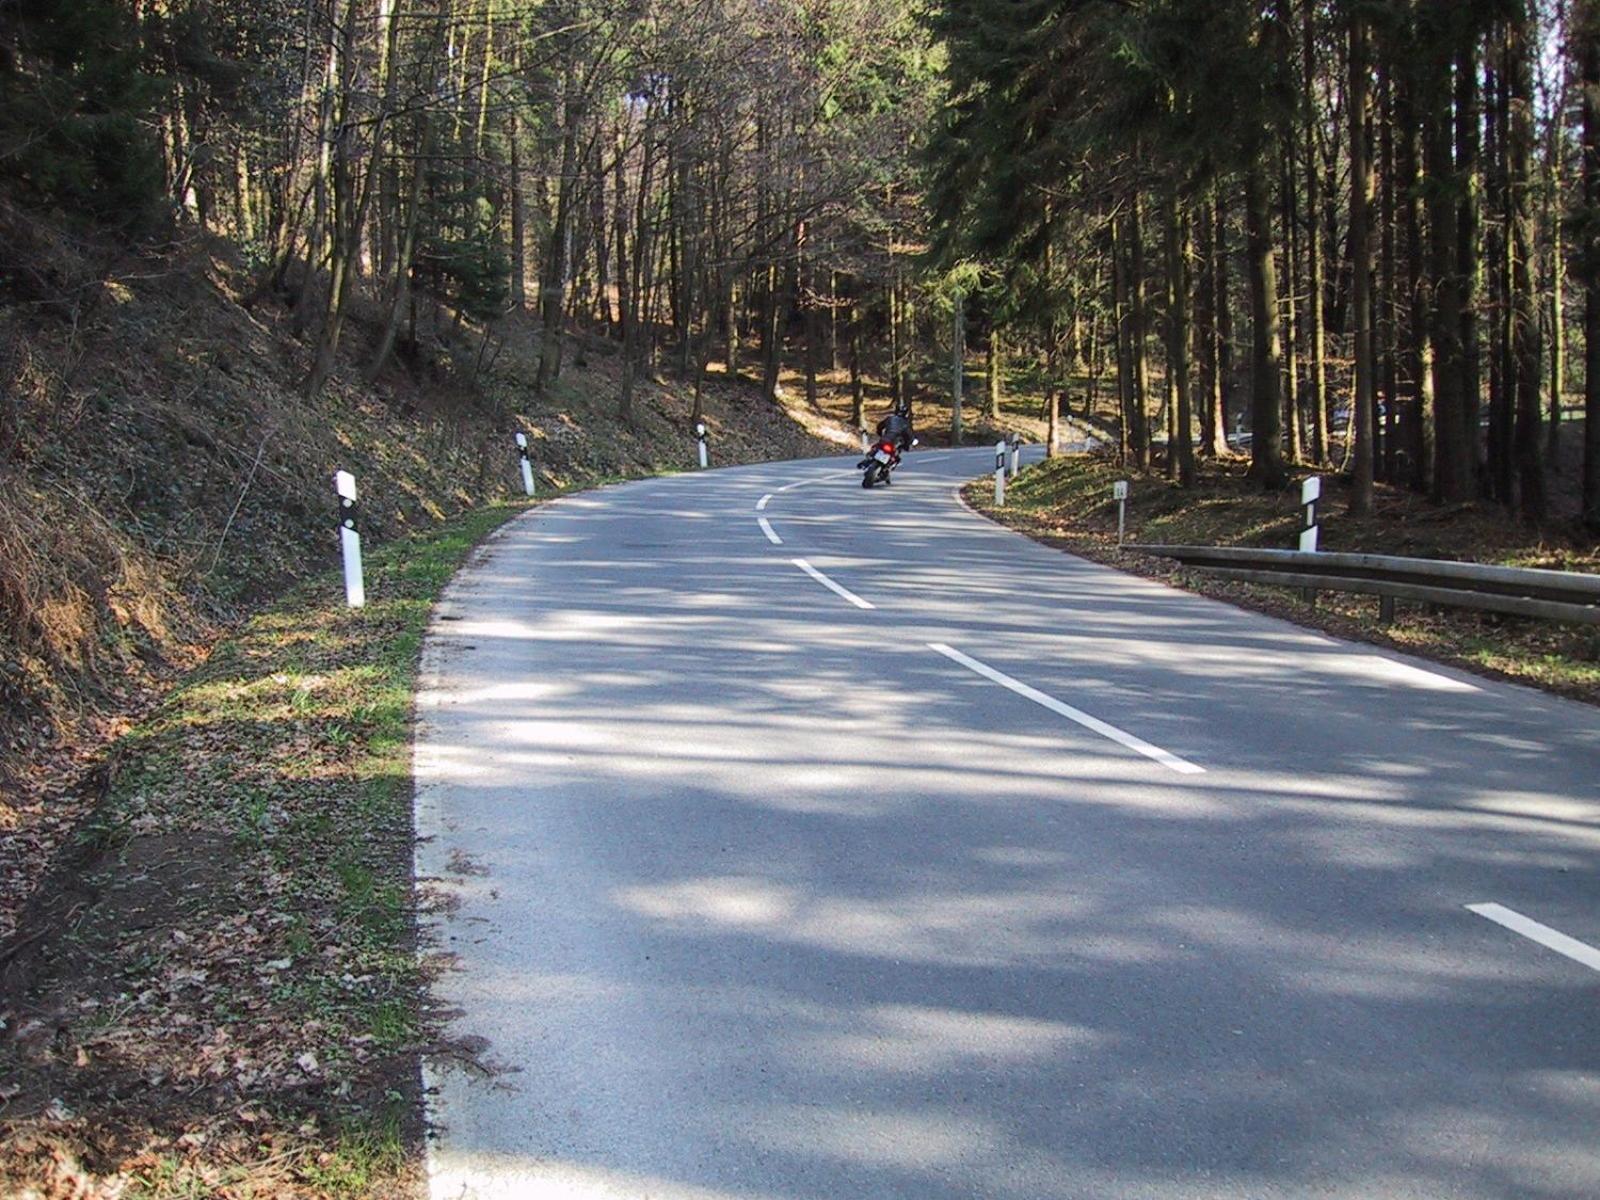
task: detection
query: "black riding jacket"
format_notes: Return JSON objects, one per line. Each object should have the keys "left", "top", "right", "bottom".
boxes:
{"left": 875, "top": 411, "right": 913, "bottom": 451}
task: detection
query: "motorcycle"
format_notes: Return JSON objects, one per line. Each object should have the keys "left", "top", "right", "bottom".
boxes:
{"left": 859, "top": 436, "right": 917, "bottom": 489}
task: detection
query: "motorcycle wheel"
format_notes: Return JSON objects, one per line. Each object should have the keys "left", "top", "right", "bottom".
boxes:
{"left": 861, "top": 467, "right": 874, "bottom": 489}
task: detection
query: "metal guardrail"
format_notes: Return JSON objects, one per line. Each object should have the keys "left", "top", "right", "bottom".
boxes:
{"left": 1128, "top": 544, "right": 1600, "bottom": 625}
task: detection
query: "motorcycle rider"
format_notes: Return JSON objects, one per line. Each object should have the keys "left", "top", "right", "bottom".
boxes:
{"left": 873, "top": 399, "right": 914, "bottom": 458}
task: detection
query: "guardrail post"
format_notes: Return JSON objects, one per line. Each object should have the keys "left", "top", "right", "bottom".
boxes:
{"left": 1114, "top": 480, "right": 1129, "bottom": 546}
{"left": 334, "top": 470, "right": 364, "bottom": 609}
{"left": 695, "top": 421, "right": 709, "bottom": 469}
{"left": 994, "top": 441, "right": 1007, "bottom": 506}
{"left": 515, "top": 431, "right": 535, "bottom": 497}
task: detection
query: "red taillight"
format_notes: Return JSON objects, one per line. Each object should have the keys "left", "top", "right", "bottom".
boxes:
{"left": 880, "top": 442, "right": 895, "bottom": 453}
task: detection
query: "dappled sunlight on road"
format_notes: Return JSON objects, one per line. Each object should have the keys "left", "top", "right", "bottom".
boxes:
{"left": 429, "top": 1155, "right": 774, "bottom": 1200}
{"left": 415, "top": 452, "right": 1600, "bottom": 1199}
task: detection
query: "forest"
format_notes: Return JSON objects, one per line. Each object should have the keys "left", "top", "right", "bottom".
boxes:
{"left": 6, "top": 0, "right": 1599, "bottom": 530}
{"left": 8, "top": 3, "right": 1600, "bottom": 1195}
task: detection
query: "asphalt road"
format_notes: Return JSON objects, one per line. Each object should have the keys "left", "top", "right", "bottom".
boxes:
{"left": 415, "top": 446, "right": 1600, "bottom": 1199}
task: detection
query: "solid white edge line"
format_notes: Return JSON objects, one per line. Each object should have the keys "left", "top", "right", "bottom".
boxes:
{"left": 1467, "top": 903, "right": 1600, "bottom": 973}
{"left": 757, "top": 493, "right": 773, "bottom": 511}
{"left": 758, "top": 517, "right": 783, "bottom": 545}
{"left": 928, "top": 642, "right": 1205, "bottom": 776}
{"left": 794, "top": 558, "right": 874, "bottom": 610}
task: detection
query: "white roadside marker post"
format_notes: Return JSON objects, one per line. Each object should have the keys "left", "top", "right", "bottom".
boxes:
{"left": 994, "top": 440, "right": 1007, "bottom": 506}
{"left": 1113, "top": 479, "right": 1129, "bottom": 546}
{"left": 860, "top": 428, "right": 870, "bottom": 454}
{"left": 1299, "top": 475, "right": 1321, "bottom": 552}
{"left": 515, "top": 431, "right": 535, "bottom": 497}
{"left": 1008, "top": 434, "right": 1021, "bottom": 478}
{"left": 1299, "top": 475, "right": 1322, "bottom": 606}
{"left": 695, "top": 421, "right": 709, "bottom": 469}
{"left": 335, "top": 470, "right": 365, "bottom": 608}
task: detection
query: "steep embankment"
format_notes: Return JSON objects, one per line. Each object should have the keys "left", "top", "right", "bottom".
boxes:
{"left": 0, "top": 201, "right": 840, "bottom": 939}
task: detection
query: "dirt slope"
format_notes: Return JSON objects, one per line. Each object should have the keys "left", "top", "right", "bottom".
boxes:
{"left": 0, "top": 202, "right": 841, "bottom": 942}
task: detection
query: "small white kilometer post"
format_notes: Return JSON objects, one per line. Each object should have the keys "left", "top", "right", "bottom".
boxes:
{"left": 515, "top": 431, "right": 535, "bottom": 497}
{"left": 1113, "top": 479, "right": 1129, "bottom": 546}
{"left": 994, "top": 440, "right": 1007, "bottom": 506}
{"left": 334, "top": 470, "right": 364, "bottom": 608}
{"left": 695, "top": 421, "right": 709, "bottom": 469}
{"left": 1299, "top": 476, "right": 1321, "bottom": 552}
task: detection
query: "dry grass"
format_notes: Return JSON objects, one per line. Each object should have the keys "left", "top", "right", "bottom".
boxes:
{"left": 0, "top": 503, "right": 524, "bottom": 1200}
{"left": 0, "top": 202, "right": 842, "bottom": 948}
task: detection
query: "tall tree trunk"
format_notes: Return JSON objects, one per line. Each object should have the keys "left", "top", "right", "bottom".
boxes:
{"left": 1380, "top": 57, "right": 1400, "bottom": 481}
{"left": 1213, "top": 191, "right": 1236, "bottom": 453}
{"left": 1129, "top": 195, "right": 1151, "bottom": 469}
{"left": 1349, "top": 10, "right": 1376, "bottom": 514}
{"left": 509, "top": 114, "right": 528, "bottom": 311}
{"left": 1457, "top": 33, "right": 1484, "bottom": 489}
{"left": 614, "top": 125, "right": 630, "bottom": 342}
{"left": 1304, "top": 0, "right": 1332, "bottom": 466}
{"left": 951, "top": 288, "right": 965, "bottom": 442}
{"left": 1581, "top": 0, "right": 1600, "bottom": 530}
{"left": 987, "top": 330, "right": 1003, "bottom": 421}
{"left": 1547, "top": 44, "right": 1569, "bottom": 467}
{"left": 592, "top": 178, "right": 613, "bottom": 331}
{"left": 675, "top": 125, "right": 699, "bottom": 381}
{"left": 888, "top": 270, "right": 903, "bottom": 407}
{"left": 619, "top": 117, "right": 654, "bottom": 424}
{"left": 1425, "top": 17, "right": 1471, "bottom": 501}
{"left": 761, "top": 261, "right": 785, "bottom": 401}
{"left": 367, "top": 115, "right": 429, "bottom": 382}
{"left": 1166, "top": 190, "right": 1196, "bottom": 485}
{"left": 1195, "top": 189, "right": 1221, "bottom": 457}
{"left": 1488, "top": 49, "right": 1517, "bottom": 502}
{"left": 828, "top": 270, "right": 839, "bottom": 372}
{"left": 1282, "top": 141, "right": 1304, "bottom": 466}
{"left": 1244, "top": 168, "right": 1287, "bottom": 488}
{"left": 1507, "top": 9, "right": 1546, "bottom": 519}
{"left": 538, "top": 72, "right": 582, "bottom": 393}
{"left": 307, "top": 0, "right": 383, "bottom": 400}
{"left": 849, "top": 292, "right": 865, "bottom": 430}
{"left": 1113, "top": 216, "right": 1134, "bottom": 465}
{"left": 800, "top": 220, "right": 818, "bottom": 407}
{"left": 1399, "top": 58, "right": 1434, "bottom": 492}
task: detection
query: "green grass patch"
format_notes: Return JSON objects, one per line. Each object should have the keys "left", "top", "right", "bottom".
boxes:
{"left": 1, "top": 500, "right": 526, "bottom": 1199}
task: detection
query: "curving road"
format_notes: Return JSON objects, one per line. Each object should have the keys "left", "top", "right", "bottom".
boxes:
{"left": 415, "top": 447, "right": 1600, "bottom": 1199}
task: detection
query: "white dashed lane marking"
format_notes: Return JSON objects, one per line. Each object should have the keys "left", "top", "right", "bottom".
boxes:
{"left": 1468, "top": 903, "right": 1600, "bottom": 974}
{"left": 793, "top": 559, "right": 874, "bottom": 610}
{"left": 928, "top": 643, "right": 1205, "bottom": 776}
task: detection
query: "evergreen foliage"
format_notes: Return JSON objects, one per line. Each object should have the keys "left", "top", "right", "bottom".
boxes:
{"left": 1, "top": 0, "right": 166, "bottom": 227}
